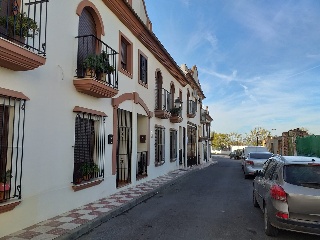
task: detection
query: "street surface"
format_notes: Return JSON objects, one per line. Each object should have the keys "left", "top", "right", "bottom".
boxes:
{"left": 78, "top": 155, "right": 319, "bottom": 240}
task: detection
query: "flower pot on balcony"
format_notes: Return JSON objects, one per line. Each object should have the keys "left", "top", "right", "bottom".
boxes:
{"left": 0, "top": 183, "right": 10, "bottom": 202}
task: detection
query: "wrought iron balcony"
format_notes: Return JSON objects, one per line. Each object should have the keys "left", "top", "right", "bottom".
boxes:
{"left": 154, "top": 88, "right": 172, "bottom": 119}
{"left": 0, "top": 0, "right": 48, "bottom": 71}
{"left": 200, "top": 108, "right": 207, "bottom": 123}
{"left": 73, "top": 35, "right": 119, "bottom": 98}
{"left": 187, "top": 100, "right": 197, "bottom": 118}
{"left": 169, "top": 106, "right": 183, "bottom": 123}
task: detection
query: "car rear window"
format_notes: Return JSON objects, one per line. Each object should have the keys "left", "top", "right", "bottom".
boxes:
{"left": 249, "top": 153, "right": 272, "bottom": 159}
{"left": 284, "top": 165, "right": 320, "bottom": 189}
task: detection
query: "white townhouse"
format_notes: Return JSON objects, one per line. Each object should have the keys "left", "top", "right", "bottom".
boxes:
{"left": 0, "top": 0, "right": 213, "bottom": 236}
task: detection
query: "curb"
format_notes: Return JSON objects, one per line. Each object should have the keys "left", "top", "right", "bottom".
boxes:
{"left": 56, "top": 165, "right": 204, "bottom": 240}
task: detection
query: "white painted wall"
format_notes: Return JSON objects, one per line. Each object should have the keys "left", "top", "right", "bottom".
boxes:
{"left": 0, "top": 0, "right": 210, "bottom": 237}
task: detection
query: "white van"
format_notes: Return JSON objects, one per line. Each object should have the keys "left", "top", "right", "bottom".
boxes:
{"left": 242, "top": 146, "right": 268, "bottom": 158}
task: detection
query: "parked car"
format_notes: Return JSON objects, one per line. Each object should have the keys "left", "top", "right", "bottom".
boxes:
{"left": 253, "top": 155, "right": 320, "bottom": 237}
{"left": 242, "top": 152, "right": 273, "bottom": 179}
{"left": 229, "top": 151, "right": 236, "bottom": 159}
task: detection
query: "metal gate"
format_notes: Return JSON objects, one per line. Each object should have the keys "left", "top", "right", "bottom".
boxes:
{"left": 116, "top": 109, "right": 132, "bottom": 187}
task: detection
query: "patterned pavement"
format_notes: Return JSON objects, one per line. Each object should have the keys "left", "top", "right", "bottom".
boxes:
{"left": 1, "top": 160, "right": 216, "bottom": 240}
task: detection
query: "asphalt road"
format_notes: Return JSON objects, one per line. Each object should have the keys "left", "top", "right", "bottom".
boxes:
{"left": 78, "top": 155, "right": 319, "bottom": 240}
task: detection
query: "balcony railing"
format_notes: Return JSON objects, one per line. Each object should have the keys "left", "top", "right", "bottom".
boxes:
{"left": 75, "top": 35, "right": 118, "bottom": 88}
{"left": 136, "top": 151, "right": 147, "bottom": 179}
{"left": 169, "top": 106, "right": 183, "bottom": 123}
{"left": 200, "top": 108, "right": 206, "bottom": 123}
{"left": 0, "top": 0, "right": 48, "bottom": 55}
{"left": 155, "top": 88, "right": 172, "bottom": 119}
{"left": 187, "top": 100, "right": 197, "bottom": 118}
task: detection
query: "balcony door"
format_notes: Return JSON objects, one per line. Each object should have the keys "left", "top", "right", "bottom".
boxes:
{"left": 77, "top": 7, "right": 97, "bottom": 77}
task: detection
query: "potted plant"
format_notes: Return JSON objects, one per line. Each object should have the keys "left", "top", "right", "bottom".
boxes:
{"left": 0, "top": 170, "right": 12, "bottom": 202}
{"left": 91, "top": 163, "right": 100, "bottom": 178}
{"left": 99, "top": 51, "right": 115, "bottom": 82}
{"left": 80, "top": 162, "right": 93, "bottom": 181}
{"left": 0, "top": 12, "right": 38, "bottom": 41}
{"left": 83, "top": 55, "right": 97, "bottom": 78}
{"left": 170, "top": 107, "right": 181, "bottom": 116}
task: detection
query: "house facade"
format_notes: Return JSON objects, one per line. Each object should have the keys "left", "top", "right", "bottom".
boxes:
{"left": 0, "top": 0, "right": 213, "bottom": 237}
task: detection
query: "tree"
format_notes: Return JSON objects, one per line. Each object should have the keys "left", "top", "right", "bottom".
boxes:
{"left": 228, "top": 132, "right": 243, "bottom": 146}
{"left": 243, "top": 127, "right": 270, "bottom": 146}
{"left": 211, "top": 132, "right": 231, "bottom": 150}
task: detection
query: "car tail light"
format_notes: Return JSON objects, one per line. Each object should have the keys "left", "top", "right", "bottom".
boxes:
{"left": 246, "top": 160, "right": 254, "bottom": 165}
{"left": 270, "top": 185, "right": 287, "bottom": 202}
{"left": 276, "top": 211, "right": 289, "bottom": 219}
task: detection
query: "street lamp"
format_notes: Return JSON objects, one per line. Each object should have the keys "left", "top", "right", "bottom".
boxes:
{"left": 174, "top": 97, "right": 182, "bottom": 109}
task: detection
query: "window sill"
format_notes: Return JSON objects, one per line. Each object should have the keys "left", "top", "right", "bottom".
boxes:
{"left": 72, "top": 178, "right": 103, "bottom": 192}
{"left": 138, "top": 80, "right": 148, "bottom": 89}
{"left": 155, "top": 161, "right": 165, "bottom": 167}
{"left": 170, "top": 158, "right": 177, "bottom": 162}
{"left": 0, "top": 200, "right": 21, "bottom": 214}
{"left": 119, "top": 68, "right": 133, "bottom": 79}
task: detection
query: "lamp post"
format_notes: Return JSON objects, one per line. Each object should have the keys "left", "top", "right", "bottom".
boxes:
{"left": 174, "top": 97, "right": 182, "bottom": 109}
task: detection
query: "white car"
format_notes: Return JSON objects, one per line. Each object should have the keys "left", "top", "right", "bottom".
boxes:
{"left": 242, "top": 152, "right": 273, "bottom": 179}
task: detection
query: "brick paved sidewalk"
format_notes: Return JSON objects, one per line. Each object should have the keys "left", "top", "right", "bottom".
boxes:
{"left": 1, "top": 160, "right": 216, "bottom": 240}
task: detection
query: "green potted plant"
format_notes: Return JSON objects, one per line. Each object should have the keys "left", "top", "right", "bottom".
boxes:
{"left": 80, "top": 162, "right": 93, "bottom": 181}
{"left": 91, "top": 163, "right": 100, "bottom": 178}
{"left": 99, "top": 50, "right": 115, "bottom": 82}
{"left": 0, "top": 12, "right": 38, "bottom": 39}
{"left": 170, "top": 107, "right": 181, "bottom": 116}
{"left": 83, "top": 55, "right": 97, "bottom": 77}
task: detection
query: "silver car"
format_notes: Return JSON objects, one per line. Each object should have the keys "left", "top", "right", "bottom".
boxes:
{"left": 242, "top": 152, "right": 273, "bottom": 179}
{"left": 253, "top": 155, "right": 320, "bottom": 236}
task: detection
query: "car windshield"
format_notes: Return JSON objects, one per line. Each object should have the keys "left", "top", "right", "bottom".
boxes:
{"left": 284, "top": 165, "right": 320, "bottom": 189}
{"left": 249, "top": 153, "right": 272, "bottom": 159}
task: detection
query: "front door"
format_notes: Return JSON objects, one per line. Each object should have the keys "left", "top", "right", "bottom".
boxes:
{"left": 116, "top": 109, "right": 132, "bottom": 188}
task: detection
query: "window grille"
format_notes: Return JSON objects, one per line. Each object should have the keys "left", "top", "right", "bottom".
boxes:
{"left": 155, "top": 126, "right": 165, "bottom": 166}
{"left": 170, "top": 130, "right": 177, "bottom": 161}
{"left": 139, "top": 54, "right": 147, "bottom": 85}
{"left": 73, "top": 113, "right": 105, "bottom": 184}
{"left": 0, "top": 96, "right": 26, "bottom": 202}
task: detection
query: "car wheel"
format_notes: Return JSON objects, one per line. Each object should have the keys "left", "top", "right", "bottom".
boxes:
{"left": 264, "top": 205, "right": 279, "bottom": 236}
{"left": 253, "top": 191, "right": 259, "bottom": 207}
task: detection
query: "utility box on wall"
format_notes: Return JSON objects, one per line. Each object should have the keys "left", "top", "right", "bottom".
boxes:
{"left": 140, "top": 135, "right": 146, "bottom": 143}
{"left": 108, "top": 134, "right": 113, "bottom": 144}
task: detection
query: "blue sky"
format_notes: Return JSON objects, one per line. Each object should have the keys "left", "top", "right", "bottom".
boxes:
{"left": 144, "top": 0, "right": 320, "bottom": 136}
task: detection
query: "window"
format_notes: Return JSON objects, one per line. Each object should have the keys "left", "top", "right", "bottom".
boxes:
{"left": 284, "top": 165, "right": 320, "bottom": 188}
{"left": 264, "top": 160, "right": 277, "bottom": 179}
{"left": 155, "top": 126, "right": 165, "bottom": 166}
{"left": 119, "top": 32, "right": 133, "bottom": 78}
{"left": 0, "top": 94, "right": 27, "bottom": 202}
{"left": 138, "top": 50, "right": 148, "bottom": 86}
{"left": 73, "top": 109, "right": 105, "bottom": 185}
{"left": 170, "top": 129, "right": 177, "bottom": 162}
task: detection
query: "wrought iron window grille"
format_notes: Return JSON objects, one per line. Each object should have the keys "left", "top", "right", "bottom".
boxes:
{"left": 155, "top": 88, "right": 171, "bottom": 111}
{"left": 0, "top": 96, "right": 26, "bottom": 203}
{"left": 73, "top": 112, "right": 105, "bottom": 185}
{"left": 155, "top": 126, "right": 165, "bottom": 166}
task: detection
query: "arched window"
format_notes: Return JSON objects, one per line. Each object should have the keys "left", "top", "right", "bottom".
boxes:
{"left": 77, "top": 7, "right": 97, "bottom": 77}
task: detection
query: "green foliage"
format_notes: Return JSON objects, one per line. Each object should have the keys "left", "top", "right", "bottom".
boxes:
{"left": 170, "top": 107, "right": 181, "bottom": 116}
{"left": 243, "top": 127, "right": 271, "bottom": 146}
{"left": 211, "top": 132, "right": 231, "bottom": 150}
{"left": 0, "top": 12, "right": 38, "bottom": 37}
{"left": 80, "top": 162, "right": 99, "bottom": 176}
{"left": 83, "top": 51, "right": 115, "bottom": 74}
{"left": 0, "top": 170, "right": 12, "bottom": 183}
